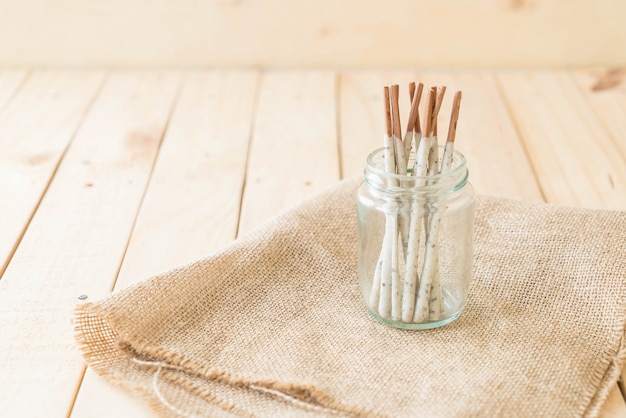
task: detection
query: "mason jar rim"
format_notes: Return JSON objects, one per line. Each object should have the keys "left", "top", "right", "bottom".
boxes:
{"left": 364, "top": 146, "right": 469, "bottom": 194}
{"left": 366, "top": 146, "right": 467, "bottom": 179}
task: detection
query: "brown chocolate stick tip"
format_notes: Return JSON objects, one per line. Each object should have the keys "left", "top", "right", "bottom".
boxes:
{"left": 422, "top": 87, "right": 435, "bottom": 138}
{"left": 384, "top": 86, "right": 392, "bottom": 137}
{"left": 432, "top": 85, "right": 447, "bottom": 135}
{"left": 446, "top": 91, "right": 462, "bottom": 143}
{"left": 406, "top": 82, "right": 423, "bottom": 134}
{"left": 390, "top": 84, "right": 402, "bottom": 139}
{"left": 409, "top": 82, "right": 416, "bottom": 103}
{"left": 413, "top": 82, "right": 424, "bottom": 133}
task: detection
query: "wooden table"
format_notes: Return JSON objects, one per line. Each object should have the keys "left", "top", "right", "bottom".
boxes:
{"left": 1, "top": 68, "right": 625, "bottom": 417}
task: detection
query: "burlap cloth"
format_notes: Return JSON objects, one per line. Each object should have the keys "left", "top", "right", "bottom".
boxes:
{"left": 75, "top": 177, "right": 626, "bottom": 417}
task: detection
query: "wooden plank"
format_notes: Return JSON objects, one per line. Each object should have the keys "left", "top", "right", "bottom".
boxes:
{"left": 573, "top": 66, "right": 626, "bottom": 413}
{"left": 417, "top": 71, "right": 544, "bottom": 201}
{"left": 0, "top": 70, "right": 105, "bottom": 277}
{"left": 338, "top": 71, "right": 416, "bottom": 178}
{"left": 237, "top": 70, "right": 339, "bottom": 235}
{"left": 2, "top": 1, "right": 626, "bottom": 68}
{"left": 340, "top": 71, "right": 544, "bottom": 201}
{"left": 73, "top": 375, "right": 156, "bottom": 418}
{"left": 600, "top": 384, "right": 626, "bottom": 418}
{"left": 343, "top": 70, "right": 626, "bottom": 416}
{"left": 571, "top": 68, "right": 626, "bottom": 164}
{"left": 497, "top": 70, "right": 626, "bottom": 416}
{"left": 74, "top": 70, "right": 338, "bottom": 417}
{"left": 0, "top": 69, "right": 28, "bottom": 112}
{"left": 71, "top": 70, "right": 259, "bottom": 418}
{"left": 496, "top": 71, "right": 626, "bottom": 210}
{"left": 0, "top": 71, "right": 180, "bottom": 417}
{"left": 104, "top": 70, "right": 258, "bottom": 289}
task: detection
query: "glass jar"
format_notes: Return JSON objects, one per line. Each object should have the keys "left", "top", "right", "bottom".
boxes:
{"left": 357, "top": 147, "right": 475, "bottom": 330}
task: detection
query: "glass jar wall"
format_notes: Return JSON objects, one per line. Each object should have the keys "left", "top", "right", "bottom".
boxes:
{"left": 357, "top": 147, "right": 475, "bottom": 330}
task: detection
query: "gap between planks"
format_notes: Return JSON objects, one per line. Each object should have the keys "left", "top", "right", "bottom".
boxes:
{"left": 338, "top": 70, "right": 543, "bottom": 201}
{"left": 70, "top": 70, "right": 261, "bottom": 417}
{"left": 0, "top": 68, "right": 620, "bottom": 418}
{"left": 495, "top": 70, "right": 626, "bottom": 210}
{"left": 0, "top": 71, "right": 180, "bottom": 418}
{"left": 236, "top": 70, "right": 339, "bottom": 236}
{"left": 72, "top": 70, "right": 340, "bottom": 417}
{"left": 0, "top": 71, "right": 107, "bottom": 279}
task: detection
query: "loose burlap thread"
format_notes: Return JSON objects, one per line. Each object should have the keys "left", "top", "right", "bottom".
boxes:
{"left": 75, "top": 177, "right": 626, "bottom": 417}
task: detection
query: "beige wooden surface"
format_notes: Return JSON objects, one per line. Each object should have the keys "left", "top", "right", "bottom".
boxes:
{"left": 1, "top": 1, "right": 626, "bottom": 68}
{"left": 0, "top": 68, "right": 625, "bottom": 417}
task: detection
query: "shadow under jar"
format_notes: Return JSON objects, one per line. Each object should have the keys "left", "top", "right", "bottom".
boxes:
{"left": 357, "top": 147, "right": 475, "bottom": 330}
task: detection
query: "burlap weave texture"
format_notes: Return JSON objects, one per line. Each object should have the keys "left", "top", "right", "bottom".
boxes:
{"left": 75, "top": 177, "right": 626, "bottom": 417}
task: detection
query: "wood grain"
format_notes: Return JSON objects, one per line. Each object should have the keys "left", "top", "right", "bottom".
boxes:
{"left": 340, "top": 71, "right": 544, "bottom": 201}
{"left": 497, "top": 70, "right": 626, "bottom": 416}
{"left": 571, "top": 68, "right": 626, "bottom": 392}
{"left": 111, "top": 70, "right": 258, "bottom": 289}
{"left": 416, "top": 71, "right": 543, "bottom": 201}
{"left": 237, "top": 71, "right": 339, "bottom": 234}
{"left": 0, "top": 70, "right": 104, "bottom": 277}
{"left": 571, "top": 68, "right": 626, "bottom": 163}
{"left": 72, "top": 70, "right": 259, "bottom": 418}
{"left": 339, "top": 71, "right": 416, "bottom": 178}
{"left": 0, "top": 71, "right": 179, "bottom": 417}
{"left": 0, "top": 68, "right": 624, "bottom": 417}
{"left": 496, "top": 70, "right": 626, "bottom": 210}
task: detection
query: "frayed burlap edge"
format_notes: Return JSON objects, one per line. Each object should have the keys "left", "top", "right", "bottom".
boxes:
{"left": 73, "top": 179, "right": 626, "bottom": 417}
{"left": 583, "top": 317, "right": 626, "bottom": 417}
{"left": 75, "top": 294, "right": 626, "bottom": 418}
{"left": 74, "top": 301, "right": 373, "bottom": 417}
